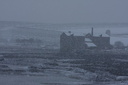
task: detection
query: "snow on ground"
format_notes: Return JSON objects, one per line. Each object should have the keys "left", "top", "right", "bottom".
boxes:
{"left": 0, "top": 58, "right": 95, "bottom": 85}
{"left": 0, "top": 74, "right": 128, "bottom": 85}
{"left": 0, "top": 74, "right": 91, "bottom": 85}
{"left": 1, "top": 57, "right": 128, "bottom": 85}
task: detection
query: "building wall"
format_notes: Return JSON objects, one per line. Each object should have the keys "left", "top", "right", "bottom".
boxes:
{"left": 74, "top": 36, "right": 85, "bottom": 50}
{"left": 90, "top": 36, "right": 111, "bottom": 49}
{"left": 60, "top": 32, "right": 112, "bottom": 53}
{"left": 60, "top": 33, "right": 85, "bottom": 52}
{"left": 60, "top": 33, "right": 73, "bottom": 52}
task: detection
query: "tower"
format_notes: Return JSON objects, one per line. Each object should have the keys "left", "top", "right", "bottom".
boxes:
{"left": 91, "top": 27, "right": 93, "bottom": 36}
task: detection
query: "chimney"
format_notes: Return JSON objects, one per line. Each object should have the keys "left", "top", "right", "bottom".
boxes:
{"left": 91, "top": 27, "right": 93, "bottom": 36}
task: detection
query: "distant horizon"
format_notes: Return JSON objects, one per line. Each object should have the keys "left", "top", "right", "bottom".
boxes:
{"left": 0, "top": 20, "right": 128, "bottom": 25}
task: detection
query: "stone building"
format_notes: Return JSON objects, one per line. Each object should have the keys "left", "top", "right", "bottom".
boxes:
{"left": 60, "top": 28, "right": 112, "bottom": 52}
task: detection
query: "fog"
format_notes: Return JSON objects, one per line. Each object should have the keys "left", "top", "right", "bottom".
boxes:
{"left": 0, "top": 0, "right": 128, "bottom": 23}
{"left": 1, "top": 1, "right": 128, "bottom": 85}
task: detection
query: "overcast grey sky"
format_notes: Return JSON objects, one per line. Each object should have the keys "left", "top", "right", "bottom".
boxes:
{"left": 0, "top": 0, "right": 128, "bottom": 23}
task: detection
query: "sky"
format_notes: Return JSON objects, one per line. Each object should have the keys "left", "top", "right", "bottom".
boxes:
{"left": 0, "top": 0, "right": 128, "bottom": 23}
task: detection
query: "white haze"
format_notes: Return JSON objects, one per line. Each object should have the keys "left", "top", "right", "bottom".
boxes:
{"left": 0, "top": 0, "right": 128, "bottom": 23}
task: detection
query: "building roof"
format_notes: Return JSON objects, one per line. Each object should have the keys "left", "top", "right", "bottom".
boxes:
{"left": 64, "top": 32, "right": 74, "bottom": 36}
{"left": 85, "top": 38, "right": 92, "bottom": 42}
{"left": 85, "top": 38, "right": 97, "bottom": 47}
{"left": 64, "top": 31, "right": 109, "bottom": 37}
{"left": 86, "top": 43, "right": 97, "bottom": 47}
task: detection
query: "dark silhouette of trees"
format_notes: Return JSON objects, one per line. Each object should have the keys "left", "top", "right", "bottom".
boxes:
{"left": 114, "top": 41, "right": 124, "bottom": 49}
{"left": 15, "top": 38, "right": 42, "bottom": 45}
